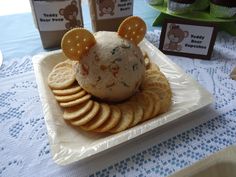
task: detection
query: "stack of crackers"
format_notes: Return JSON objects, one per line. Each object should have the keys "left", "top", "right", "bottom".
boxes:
{"left": 47, "top": 53, "right": 172, "bottom": 134}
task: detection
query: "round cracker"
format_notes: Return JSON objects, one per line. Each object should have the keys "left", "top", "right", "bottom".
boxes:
{"left": 142, "top": 79, "right": 169, "bottom": 91}
{"left": 147, "top": 62, "right": 160, "bottom": 71}
{"left": 48, "top": 67, "right": 75, "bottom": 89}
{"left": 80, "top": 103, "right": 111, "bottom": 131}
{"left": 145, "top": 71, "right": 164, "bottom": 79}
{"left": 131, "top": 92, "right": 154, "bottom": 121}
{"left": 128, "top": 101, "right": 143, "bottom": 127}
{"left": 153, "top": 87, "right": 172, "bottom": 114}
{"left": 60, "top": 94, "right": 92, "bottom": 108}
{"left": 145, "top": 68, "right": 160, "bottom": 76}
{"left": 93, "top": 105, "right": 121, "bottom": 133}
{"left": 53, "top": 60, "right": 74, "bottom": 70}
{"left": 118, "top": 16, "right": 147, "bottom": 45}
{"left": 143, "top": 90, "right": 161, "bottom": 118}
{"left": 142, "top": 71, "right": 171, "bottom": 114}
{"left": 55, "top": 90, "right": 86, "bottom": 102}
{"left": 141, "top": 72, "right": 169, "bottom": 90}
{"left": 61, "top": 28, "right": 96, "bottom": 61}
{"left": 52, "top": 85, "right": 82, "bottom": 96}
{"left": 63, "top": 100, "right": 93, "bottom": 120}
{"left": 70, "top": 102, "right": 100, "bottom": 126}
{"left": 147, "top": 86, "right": 172, "bottom": 114}
{"left": 109, "top": 104, "right": 134, "bottom": 133}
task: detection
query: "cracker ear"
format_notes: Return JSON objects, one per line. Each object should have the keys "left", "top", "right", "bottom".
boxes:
{"left": 61, "top": 28, "right": 96, "bottom": 61}
{"left": 118, "top": 16, "right": 147, "bottom": 45}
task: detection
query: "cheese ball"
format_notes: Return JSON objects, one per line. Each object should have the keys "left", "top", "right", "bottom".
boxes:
{"left": 73, "top": 31, "right": 145, "bottom": 102}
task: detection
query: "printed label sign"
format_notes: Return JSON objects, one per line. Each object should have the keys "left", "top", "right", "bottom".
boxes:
{"left": 95, "top": 0, "right": 133, "bottom": 20}
{"left": 159, "top": 19, "right": 218, "bottom": 60}
{"left": 33, "top": 0, "right": 83, "bottom": 31}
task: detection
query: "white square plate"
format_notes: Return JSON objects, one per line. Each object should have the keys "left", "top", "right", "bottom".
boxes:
{"left": 33, "top": 39, "right": 213, "bottom": 165}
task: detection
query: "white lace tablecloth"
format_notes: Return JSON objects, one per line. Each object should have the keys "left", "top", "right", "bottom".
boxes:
{"left": 0, "top": 30, "right": 236, "bottom": 177}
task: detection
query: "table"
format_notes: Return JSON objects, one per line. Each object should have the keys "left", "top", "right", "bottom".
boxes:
{"left": 0, "top": 1, "right": 236, "bottom": 177}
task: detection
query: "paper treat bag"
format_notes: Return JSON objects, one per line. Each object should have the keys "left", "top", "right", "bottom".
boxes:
{"left": 88, "top": 0, "right": 134, "bottom": 32}
{"left": 30, "top": 0, "right": 83, "bottom": 49}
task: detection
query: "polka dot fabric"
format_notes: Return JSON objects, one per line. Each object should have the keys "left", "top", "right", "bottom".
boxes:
{"left": 0, "top": 31, "right": 236, "bottom": 177}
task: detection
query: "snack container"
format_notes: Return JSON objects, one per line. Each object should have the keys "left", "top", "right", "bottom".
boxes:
{"left": 88, "top": 0, "right": 133, "bottom": 32}
{"left": 210, "top": 0, "right": 236, "bottom": 18}
{"left": 167, "top": 0, "right": 196, "bottom": 14}
{"left": 30, "top": 0, "right": 83, "bottom": 49}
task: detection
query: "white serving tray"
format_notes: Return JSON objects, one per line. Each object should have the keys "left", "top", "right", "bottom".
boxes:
{"left": 32, "top": 39, "right": 213, "bottom": 165}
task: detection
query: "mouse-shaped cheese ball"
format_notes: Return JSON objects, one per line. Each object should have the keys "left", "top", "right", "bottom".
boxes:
{"left": 61, "top": 16, "right": 147, "bottom": 102}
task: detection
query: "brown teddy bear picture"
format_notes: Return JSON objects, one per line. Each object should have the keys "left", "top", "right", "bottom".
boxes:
{"left": 59, "top": 0, "right": 81, "bottom": 29}
{"left": 164, "top": 24, "right": 189, "bottom": 51}
{"left": 96, "top": 0, "right": 116, "bottom": 17}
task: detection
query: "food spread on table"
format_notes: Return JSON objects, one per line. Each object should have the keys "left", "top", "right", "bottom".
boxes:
{"left": 47, "top": 16, "right": 172, "bottom": 133}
